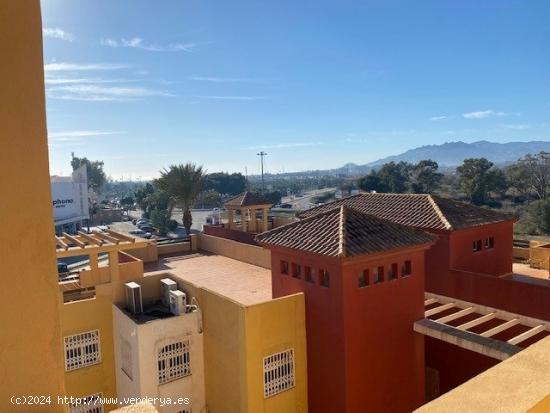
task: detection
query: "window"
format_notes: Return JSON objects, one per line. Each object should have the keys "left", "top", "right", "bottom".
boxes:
{"left": 263, "top": 348, "right": 295, "bottom": 398}
{"left": 305, "top": 266, "right": 315, "bottom": 283}
{"left": 401, "top": 260, "right": 412, "bottom": 277}
{"left": 177, "top": 410, "right": 191, "bottom": 413}
{"left": 358, "top": 269, "right": 369, "bottom": 288}
{"left": 319, "top": 269, "right": 330, "bottom": 287}
{"left": 472, "top": 240, "right": 482, "bottom": 252}
{"left": 120, "top": 338, "right": 132, "bottom": 380}
{"left": 373, "top": 266, "right": 384, "bottom": 284}
{"left": 485, "top": 237, "right": 494, "bottom": 249}
{"left": 158, "top": 340, "right": 191, "bottom": 384}
{"left": 291, "top": 263, "right": 302, "bottom": 279}
{"left": 64, "top": 330, "right": 101, "bottom": 372}
{"left": 69, "top": 393, "right": 103, "bottom": 413}
{"left": 388, "top": 263, "right": 398, "bottom": 281}
{"left": 280, "top": 260, "right": 289, "bottom": 275}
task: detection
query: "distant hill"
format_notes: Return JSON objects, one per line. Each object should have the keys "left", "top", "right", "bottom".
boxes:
{"left": 365, "top": 140, "right": 550, "bottom": 168}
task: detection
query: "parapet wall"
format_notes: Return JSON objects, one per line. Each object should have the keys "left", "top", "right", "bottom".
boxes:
{"left": 198, "top": 233, "right": 271, "bottom": 269}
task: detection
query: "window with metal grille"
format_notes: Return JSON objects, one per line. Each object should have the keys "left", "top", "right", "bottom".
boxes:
{"left": 69, "top": 393, "right": 103, "bottom": 413}
{"left": 263, "top": 348, "right": 295, "bottom": 398}
{"left": 158, "top": 340, "right": 191, "bottom": 384}
{"left": 120, "top": 338, "right": 132, "bottom": 380}
{"left": 64, "top": 330, "right": 101, "bottom": 371}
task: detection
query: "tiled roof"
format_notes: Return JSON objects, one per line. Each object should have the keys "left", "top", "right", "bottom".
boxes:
{"left": 256, "top": 205, "right": 436, "bottom": 258}
{"left": 298, "top": 193, "right": 513, "bottom": 231}
{"left": 224, "top": 191, "right": 273, "bottom": 207}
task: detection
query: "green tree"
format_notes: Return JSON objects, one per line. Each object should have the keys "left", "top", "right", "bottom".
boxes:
{"left": 155, "top": 163, "right": 205, "bottom": 235}
{"left": 120, "top": 196, "right": 134, "bottom": 215}
{"left": 70, "top": 154, "right": 107, "bottom": 194}
{"left": 134, "top": 183, "right": 155, "bottom": 215}
{"left": 515, "top": 152, "right": 550, "bottom": 200}
{"left": 358, "top": 171, "right": 388, "bottom": 193}
{"left": 526, "top": 200, "right": 550, "bottom": 234}
{"left": 204, "top": 172, "right": 246, "bottom": 195}
{"left": 410, "top": 160, "right": 443, "bottom": 194}
{"left": 457, "top": 158, "right": 507, "bottom": 205}
{"left": 150, "top": 209, "right": 178, "bottom": 236}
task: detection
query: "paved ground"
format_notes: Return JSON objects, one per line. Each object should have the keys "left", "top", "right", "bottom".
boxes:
{"left": 144, "top": 253, "right": 272, "bottom": 305}
{"left": 513, "top": 263, "right": 549, "bottom": 280}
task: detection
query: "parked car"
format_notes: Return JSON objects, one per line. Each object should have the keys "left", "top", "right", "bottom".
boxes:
{"left": 129, "top": 229, "right": 152, "bottom": 239}
{"left": 137, "top": 222, "right": 154, "bottom": 230}
{"left": 57, "top": 262, "right": 69, "bottom": 275}
{"left": 138, "top": 225, "right": 156, "bottom": 234}
{"left": 279, "top": 203, "right": 293, "bottom": 209}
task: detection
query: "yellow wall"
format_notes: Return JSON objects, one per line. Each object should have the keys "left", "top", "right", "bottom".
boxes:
{"left": 244, "top": 294, "right": 308, "bottom": 413}
{"left": 198, "top": 233, "right": 271, "bottom": 269}
{"left": 198, "top": 285, "right": 308, "bottom": 413}
{"left": 0, "top": 1, "right": 66, "bottom": 411}
{"left": 59, "top": 252, "right": 145, "bottom": 412}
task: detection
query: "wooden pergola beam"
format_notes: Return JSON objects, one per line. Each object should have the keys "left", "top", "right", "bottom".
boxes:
{"left": 62, "top": 232, "right": 86, "bottom": 248}
{"left": 78, "top": 231, "right": 103, "bottom": 246}
{"left": 93, "top": 232, "right": 119, "bottom": 244}
{"left": 435, "top": 306, "right": 475, "bottom": 324}
{"left": 105, "top": 229, "right": 135, "bottom": 243}
{"left": 424, "top": 298, "right": 438, "bottom": 306}
{"left": 56, "top": 237, "right": 68, "bottom": 250}
{"left": 425, "top": 302, "right": 455, "bottom": 317}
{"left": 480, "top": 319, "right": 520, "bottom": 338}
{"left": 457, "top": 312, "right": 496, "bottom": 330}
{"left": 508, "top": 325, "right": 545, "bottom": 345}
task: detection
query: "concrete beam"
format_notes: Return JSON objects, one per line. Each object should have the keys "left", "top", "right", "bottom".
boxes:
{"left": 62, "top": 232, "right": 86, "bottom": 248}
{"left": 414, "top": 318, "right": 522, "bottom": 361}
{"left": 435, "top": 307, "right": 475, "bottom": 324}
{"left": 78, "top": 231, "right": 103, "bottom": 246}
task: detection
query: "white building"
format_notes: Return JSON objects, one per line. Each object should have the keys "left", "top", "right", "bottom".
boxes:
{"left": 113, "top": 277, "right": 205, "bottom": 413}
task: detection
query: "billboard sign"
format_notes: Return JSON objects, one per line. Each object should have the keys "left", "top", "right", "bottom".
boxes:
{"left": 51, "top": 166, "right": 89, "bottom": 224}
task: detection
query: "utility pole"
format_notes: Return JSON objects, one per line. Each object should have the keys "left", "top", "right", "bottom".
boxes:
{"left": 257, "top": 151, "right": 267, "bottom": 191}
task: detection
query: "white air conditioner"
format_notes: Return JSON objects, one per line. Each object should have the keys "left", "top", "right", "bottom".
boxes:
{"left": 125, "top": 282, "right": 143, "bottom": 314}
{"left": 169, "top": 290, "right": 187, "bottom": 316}
{"left": 160, "top": 278, "right": 177, "bottom": 306}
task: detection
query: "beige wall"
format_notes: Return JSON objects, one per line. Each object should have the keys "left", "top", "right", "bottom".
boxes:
{"left": 0, "top": 1, "right": 66, "bottom": 410}
{"left": 198, "top": 233, "right": 271, "bottom": 269}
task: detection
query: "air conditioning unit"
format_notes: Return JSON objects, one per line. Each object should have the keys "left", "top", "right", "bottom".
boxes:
{"left": 160, "top": 278, "right": 177, "bottom": 306}
{"left": 125, "top": 282, "right": 143, "bottom": 314}
{"left": 169, "top": 290, "right": 187, "bottom": 316}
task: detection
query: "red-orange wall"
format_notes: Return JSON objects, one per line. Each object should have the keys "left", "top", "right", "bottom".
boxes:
{"left": 449, "top": 221, "right": 513, "bottom": 276}
{"left": 341, "top": 249, "right": 426, "bottom": 413}
{"left": 270, "top": 246, "right": 428, "bottom": 413}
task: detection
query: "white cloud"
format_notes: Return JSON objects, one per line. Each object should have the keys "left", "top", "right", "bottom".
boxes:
{"left": 48, "top": 130, "right": 125, "bottom": 141}
{"left": 429, "top": 116, "right": 447, "bottom": 121}
{"left": 47, "top": 84, "right": 174, "bottom": 101}
{"left": 45, "top": 77, "right": 136, "bottom": 85}
{"left": 101, "top": 36, "right": 196, "bottom": 52}
{"left": 500, "top": 123, "right": 531, "bottom": 130}
{"left": 462, "top": 109, "right": 506, "bottom": 119}
{"left": 100, "top": 38, "right": 119, "bottom": 47}
{"left": 197, "top": 95, "right": 266, "bottom": 101}
{"left": 44, "top": 62, "right": 128, "bottom": 72}
{"left": 189, "top": 75, "right": 258, "bottom": 83}
{"left": 43, "top": 28, "right": 75, "bottom": 42}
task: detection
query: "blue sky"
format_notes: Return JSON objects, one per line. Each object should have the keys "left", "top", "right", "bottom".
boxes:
{"left": 42, "top": 0, "right": 550, "bottom": 179}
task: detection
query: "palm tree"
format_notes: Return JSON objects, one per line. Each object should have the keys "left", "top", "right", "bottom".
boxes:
{"left": 155, "top": 163, "right": 205, "bottom": 236}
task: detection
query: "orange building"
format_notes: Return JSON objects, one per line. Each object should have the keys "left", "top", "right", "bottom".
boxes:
{"left": 258, "top": 205, "right": 436, "bottom": 413}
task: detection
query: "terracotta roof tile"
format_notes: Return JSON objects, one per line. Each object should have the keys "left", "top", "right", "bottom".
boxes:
{"left": 224, "top": 191, "right": 273, "bottom": 207}
{"left": 298, "top": 193, "right": 513, "bottom": 231}
{"left": 256, "top": 205, "right": 436, "bottom": 258}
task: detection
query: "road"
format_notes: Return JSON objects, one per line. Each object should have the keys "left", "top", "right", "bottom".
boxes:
{"left": 281, "top": 187, "right": 336, "bottom": 211}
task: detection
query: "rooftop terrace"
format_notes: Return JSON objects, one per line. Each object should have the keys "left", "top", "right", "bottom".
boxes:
{"left": 144, "top": 253, "right": 272, "bottom": 306}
